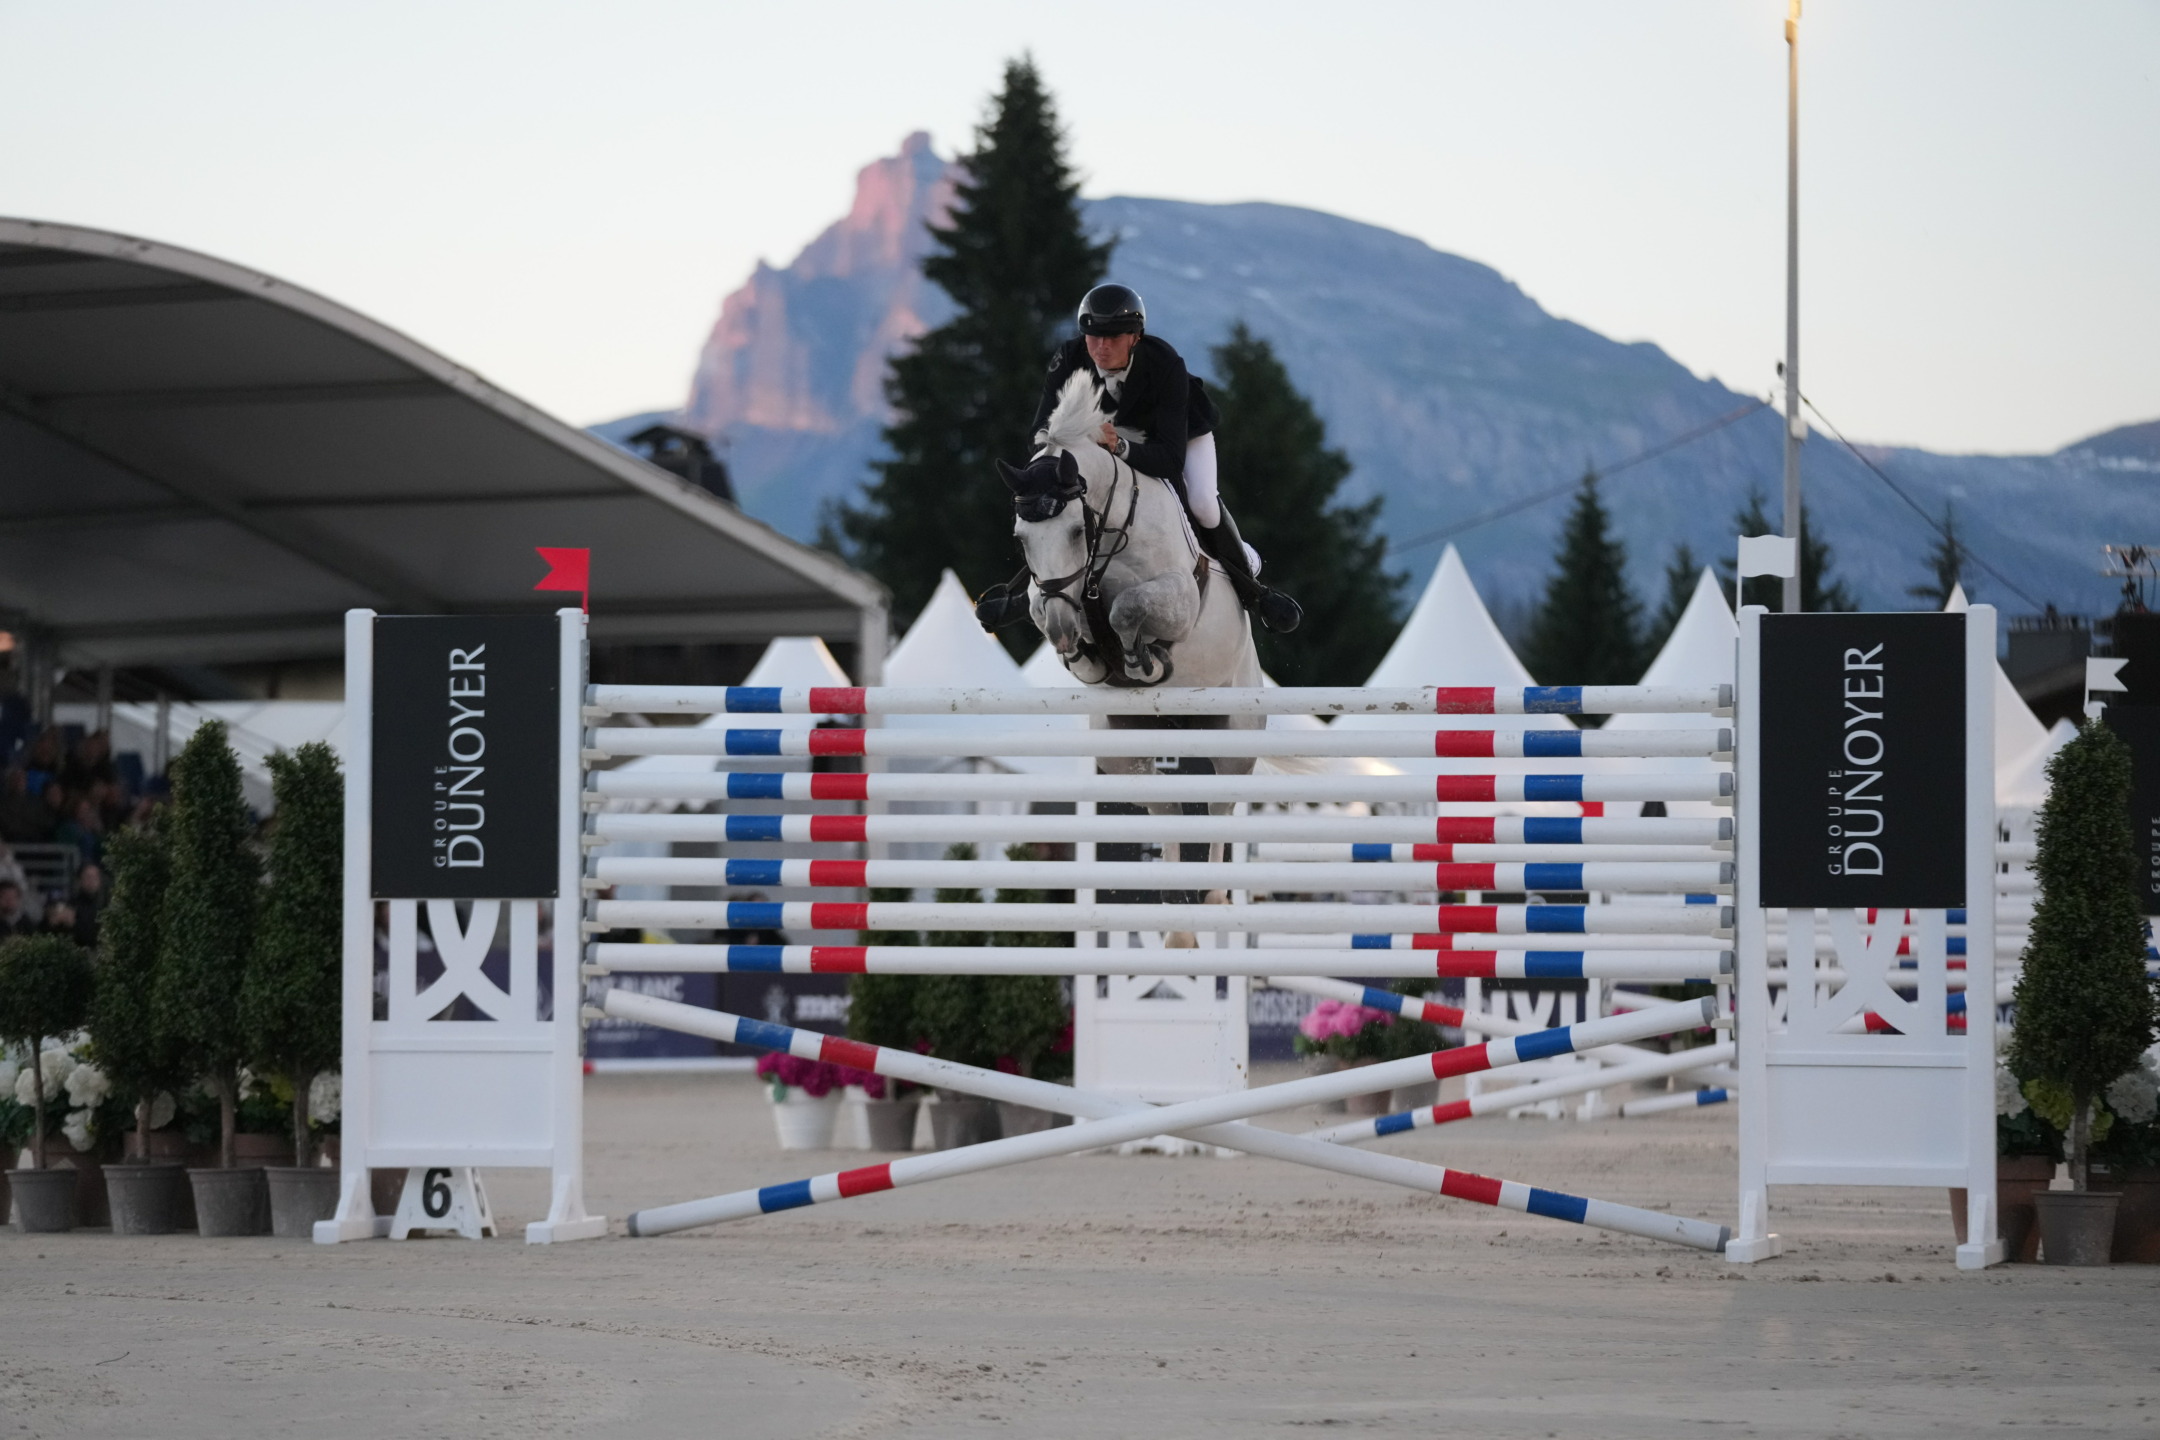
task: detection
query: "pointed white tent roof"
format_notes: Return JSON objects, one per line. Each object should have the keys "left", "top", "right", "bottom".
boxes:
{"left": 1334, "top": 545, "right": 1565, "bottom": 784}
{"left": 1944, "top": 584, "right": 2051, "bottom": 790}
{"left": 1022, "top": 640, "right": 1083, "bottom": 687}
{"left": 886, "top": 571, "right": 1083, "bottom": 770}
{"left": 1999, "top": 717, "right": 2077, "bottom": 811}
{"left": 1607, "top": 570, "right": 1733, "bottom": 732}
{"left": 606, "top": 634, "right": 858, "bottom": 799}
{"left": 1602, "top": 569, "right": 1734, "bottom": 819}
{"left": 885, "top": 570, "right": 1028, "bottom": 689}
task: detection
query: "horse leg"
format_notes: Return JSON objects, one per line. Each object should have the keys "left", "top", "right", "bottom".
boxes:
{"left": 1107, "top": 575, "right": 1199, "bottom": 684}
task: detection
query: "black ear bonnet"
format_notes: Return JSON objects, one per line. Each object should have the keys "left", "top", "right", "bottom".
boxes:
{"left": 998, "top": 451, "right": 1085, "bottom": 522}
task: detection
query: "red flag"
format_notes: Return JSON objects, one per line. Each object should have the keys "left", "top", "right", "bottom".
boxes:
{"left": 534, "top": 547, "right": 590, "bottom": 613}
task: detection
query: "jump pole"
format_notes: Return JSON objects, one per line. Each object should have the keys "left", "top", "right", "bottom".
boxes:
{"left": 587, "top": 812, "right": 1733, "bottom": 849}
{"left": 587, "top": 725, "right": 1731, "bottom": 760}
{"left": 590, "top": 898, "right": 1736, "bottom": 935}
{"left": 590, "top": 770, "right": 1735, "bottom": 805}
{"left": 1256, "top": 975, "right": 1736, "bottom": 1084}
{"left": 1308, "top": 1042, "right": 1739, "bottom": 1146}
{"left": 587, "top": 683, "right": 1733, "bottom": 717}
{"left": 599, "top": 991, "right": 1728, "bottom": 1254}
{"left": 1622, "top": 1088, "right": 1733, "bottom": 1117}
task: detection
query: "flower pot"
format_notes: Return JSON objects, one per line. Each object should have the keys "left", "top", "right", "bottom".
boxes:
{"left": 19, "top": 1139, "right": 111, "bottom": 1228}
{"left": 863, "top": 1098, "right": 922, "bottom": 1152}
{"left": 2033, "top": 1190, "right": 2121, "bottom": 1266}
{"left": 233, "top": 1134, "right": 296, "bottom": 1168}
{"left": 994, "top": 1101, "right": 1070, "bottom": 1137}
{"left": 769, "top": 1090, "right": 841, "bottom": 1150}
{"left": 1342, "top": 1062, "right": 1391, "bottom": 1116}
{"left": 188, "top": 1168, "right": 270, "bottom": 1237}
{"left": 264, "top": 1167, "right": 341, "bottom": 1238}
{"left": 2109, "top": 1171, "right": 2160, "bottom": 1263}
{"left": 928, "top": 1095, "right": 1000, "bottom": 1150}
{"left": 1389, "top": 1081, "right": 1441, "bottom": 1114}
{"left": 1950, "top": 1155, "right": 2053, "bottom": 1262}
{"left": 7, "top": 1168, "right": 79, "bottom": 1232}
{"left": 105, "top": 1160, "right": 190, "bottom": 1235}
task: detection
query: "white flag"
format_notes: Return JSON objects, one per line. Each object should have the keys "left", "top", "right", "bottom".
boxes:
{"left": 1736, "top": 534, "right": 1798, "bottom": 579}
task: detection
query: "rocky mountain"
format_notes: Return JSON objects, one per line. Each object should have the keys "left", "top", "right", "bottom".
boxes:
{"left": 601, "top": 134, "right": 2153, "bottom": 618}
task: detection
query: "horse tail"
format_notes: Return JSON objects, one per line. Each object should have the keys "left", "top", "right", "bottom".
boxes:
{"left": 1038, "top": 369, "right": 1106, "bottom": 452}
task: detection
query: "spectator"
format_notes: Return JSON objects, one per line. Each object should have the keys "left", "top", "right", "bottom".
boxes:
{"left": 54, "top": 794, "right": 104, "bottom": 866}
{"left": 38, "top": 899, "right": 77, "bottom": 941}
{"left": 69, "top": 861, "right": 104, "bottom": 948}
{"left": 0, "top": 767, "right": 49, "bottom": 843}
{"left": 0, "top": 879, "right": 34, "bottom": 938}
{"left": 60, "top": 730, "right": 117, "bottom": 797}
{"left": 37, "top": 779, "right": 68, "bottom": 840}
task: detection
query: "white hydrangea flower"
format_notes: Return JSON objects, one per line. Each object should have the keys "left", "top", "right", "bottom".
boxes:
{"left": 1996, "top": 1065, "right": 2029, "bottom": 1118}
{"left": 13, "top": 1065, "right": 40, "bottom": 1107}
{"left": 0, "top": 1058, "right": 17, "bottom": 1095}
{"left": 39, "top": 1047, "right": 71, "bottom": 1086}
{"left": 64, "top": 1061, "right": 110, "bottom": 1110}
{"left": 148, "top": 1091, "right": 177, "bottom": 1130}
{"left": 308, "top": 1071, "right": 342, "bottom": 1126}
{"left": 62, "top": 1106, "right": 93, "bottom": 1152}
{"left": 2105, "top": 1057, "right": 2159, "bottom": 1127}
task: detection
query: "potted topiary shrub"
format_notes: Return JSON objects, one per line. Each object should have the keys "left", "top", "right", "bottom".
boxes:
{"left": 240, "top": 743, "right": 343, "bottom": 1238}
{"left": 154, "top": 721, "right": 267, "bottom": 1236}
{"left": 0, "top": 933, "right": 97, "bottom": 1231}
{"left": 91, "top": 822, "right": 195, "bottom": 1234}
{"left": 2008, "top": 719, "right": 2160, "bottom": 1265}
{"left": 845, "top": 964, "right": 925, "bottom": 1151}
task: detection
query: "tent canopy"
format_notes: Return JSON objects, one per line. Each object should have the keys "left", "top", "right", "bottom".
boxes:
{"left": 0, "top": 218, "right": 883, "bottom": 670}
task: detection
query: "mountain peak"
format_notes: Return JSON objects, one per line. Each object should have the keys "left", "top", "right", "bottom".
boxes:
{"left": 682, "top": 133, "right": 955, "bottom": 435}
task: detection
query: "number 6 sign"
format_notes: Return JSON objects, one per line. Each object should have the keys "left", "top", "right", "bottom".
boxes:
{"left": 389, "top": 1166, "right": 497, "bottom": 1240}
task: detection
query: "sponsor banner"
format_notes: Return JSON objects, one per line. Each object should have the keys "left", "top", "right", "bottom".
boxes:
{"left": 2104, "top": 705, "right": 2160, "bottom": 915}
{"left": 373, "top": 615, "right": 559, "bottom": 899}
{"left": 1759, "top": 613, "right": 1966, "bottom": 908}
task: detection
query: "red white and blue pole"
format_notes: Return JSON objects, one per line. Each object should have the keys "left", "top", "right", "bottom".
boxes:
{"left": 588, "top": 812, "right": 1734, "bottom": 849}
{"left": 587, "top": 683, "right": 1731, "bottom": 718}
{"left": 588, "top": 725, "right": 1731, "bottom": 760}
{"left": 597, "top": 990, "right": 1729, "bottom": 1254}
{"left": 589, "top": 769, "right": 1736, "bottom": 806}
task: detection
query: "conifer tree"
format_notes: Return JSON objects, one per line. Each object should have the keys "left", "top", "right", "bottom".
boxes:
{"left": 152, "top": 721, "right": 261, "bottom": 1172}
{"left": 2007, "top": 720, "right": 2159, "bottom": 1188}
{"left": 1643, "top": 542, "right": 1702, "bottom": 656}
{"left": 1907, "top": 504, "right": 1966, "bottom": 609}
{"left": 1521, "top": 473, "right": 1645, "bottom": 691}
{"left": 834, "top": 57, "right": 1110, "bottom": 650}
{"left": 240, "top": 743, "right": 343, "bottom": 1168}
{"left": 1206, "top": 324, "right": 1404, "bottom": 683}
{"left": 89, "top": 823, "right": 183, "bottom": 1158}
{"left": 1718, "top": 488, "right": 1858, "bottom": 612}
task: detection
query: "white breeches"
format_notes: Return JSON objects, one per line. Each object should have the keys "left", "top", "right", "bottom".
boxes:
{"left": 1183, "top": 433, "right": 1260, "bottom": 573}
{"left": 1184, "top": 432, "right": 1222, "bottom": 527}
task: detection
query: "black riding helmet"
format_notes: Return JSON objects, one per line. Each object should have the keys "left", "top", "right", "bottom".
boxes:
{"left": 1077, "top": 283, "right": 1146, "bottom": 336}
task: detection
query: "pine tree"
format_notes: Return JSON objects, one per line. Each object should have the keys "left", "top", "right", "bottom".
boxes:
{"left": 1643, "top": 542, "right": 1702, "bottom": 656}
{"left": 1206, "top": 324, "right": 1404, "bottom": 683}
{"left": 2007, "top": 720, "right": 2160, "bottom": 1188}
{"left": 1521, "top": 473, "right": 1645, "bottom": 693}
{"left": 1907, "top": 504, "right": 1966, "bottom": 609}
{"left": 89, "top": 823, "right": 183, "bottom": 1158}
{"left": 1717, "top": 488, "right": 1859, "bottom": 612}
{"left": 240, "top": 743, "right": 343, "bottom": 1168}
{"left": 152, "top": 720, "right": 261, "bottom": 1171}
{"left": 833, "top": 57, "right": 1111, "bottom": 651}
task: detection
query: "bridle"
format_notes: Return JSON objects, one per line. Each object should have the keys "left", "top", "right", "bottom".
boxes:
{"left": 1025, "top": 449, "right": 1138, "bottom": 625}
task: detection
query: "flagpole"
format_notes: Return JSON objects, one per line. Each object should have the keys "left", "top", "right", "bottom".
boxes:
{"left": 1781, "top": 0, "right": 1804, "bottom": 615}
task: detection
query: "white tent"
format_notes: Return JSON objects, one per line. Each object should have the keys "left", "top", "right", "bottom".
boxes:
{"left": 1943, "top": 584, "right": 2054, "bottom": 808}
{"left": 1602, "top": 568, "right": 1735, "bottom": 819}
{"left": 886, "top": 571, "right": 1083, "bottom": 773}
{"left": 1332, "top": 545, "right": 1569, "bottom": 784}
{"left": 1022, "top": 640, "right": 1083, "bottom": 688}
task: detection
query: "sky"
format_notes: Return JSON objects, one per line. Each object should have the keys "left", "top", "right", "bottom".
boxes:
{"left": 2, "top": 1, "right": 2154, "bottom": 454}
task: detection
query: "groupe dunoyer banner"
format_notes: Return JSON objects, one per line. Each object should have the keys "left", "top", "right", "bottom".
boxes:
{"left": 372, "top": 614, "right": 560, "bottom": 899}
{"left": 1758, "top": 612, "right": 1968, "bottom": 909}
{"left": 2104, "top": 706, "right": 2160, "bottom": 916}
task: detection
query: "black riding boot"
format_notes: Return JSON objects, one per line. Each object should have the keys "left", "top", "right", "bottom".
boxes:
{"left": 1195, "top": 505, "right": 1302, "bottom": 634}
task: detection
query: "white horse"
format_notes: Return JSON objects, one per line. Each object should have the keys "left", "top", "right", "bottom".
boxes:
{"left": 996, "top": 371, "right": 1263, "bottom": 693}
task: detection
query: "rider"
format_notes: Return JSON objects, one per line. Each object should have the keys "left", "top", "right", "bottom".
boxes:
{"left": 1026, "top": 283, "right": 1302, "bottom": 634}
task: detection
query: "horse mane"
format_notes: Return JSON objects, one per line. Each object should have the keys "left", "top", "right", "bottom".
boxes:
{"left": 1036, "top": 369, "right": 1107, "bottom": 453}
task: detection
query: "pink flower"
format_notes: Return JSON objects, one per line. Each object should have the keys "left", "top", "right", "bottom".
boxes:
{"left": 1297, "top": 999, "right": 1393, "bottom": 1043}
{"left": 756, "top": 1052, "right": 884, "bottom": 1099}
